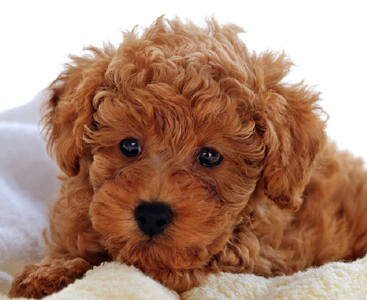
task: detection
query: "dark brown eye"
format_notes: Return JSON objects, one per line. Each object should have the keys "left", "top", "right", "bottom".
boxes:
{"left": 197, "top": 148, "right": 223, "bottom": 167}
{"left": 120, "top": 139, "right": 142, "bottom": 157}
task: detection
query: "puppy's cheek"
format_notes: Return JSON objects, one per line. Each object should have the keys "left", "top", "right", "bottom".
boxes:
{"left": 89, "top": 184, "right": 137, "bottom": 242}
{"left": 88, "top": 155, "right": 118, "bottom": 192}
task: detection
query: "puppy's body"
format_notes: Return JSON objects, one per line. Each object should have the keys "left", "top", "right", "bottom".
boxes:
{"left": 9, "top": 18, "right": 367, "bottom": 298}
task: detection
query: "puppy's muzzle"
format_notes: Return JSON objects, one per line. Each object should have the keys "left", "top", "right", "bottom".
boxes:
{"left": 134, "top": 202, "right": 173, "bottom": 238}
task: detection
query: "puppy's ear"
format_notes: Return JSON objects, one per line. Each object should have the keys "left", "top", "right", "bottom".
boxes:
{"left": 254, "top": 52, "right": 327, "bottom": 210}
{"left": 42, "top": 46, "right": 115, "bottom": 176}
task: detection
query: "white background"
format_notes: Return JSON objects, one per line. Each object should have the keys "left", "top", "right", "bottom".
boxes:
{"left": 0, "top": 0, "right": 366, "bottom": 160}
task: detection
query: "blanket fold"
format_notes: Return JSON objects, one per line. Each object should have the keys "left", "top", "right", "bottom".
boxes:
{"left": 1, "top": 96, "right": 366, "bottom": 300}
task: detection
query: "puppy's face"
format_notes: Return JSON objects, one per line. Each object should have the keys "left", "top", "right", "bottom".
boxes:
{"left": 87, "top": 78, "right": 264, "bottom": 272}
{"left": 43, "top": 18, "right": 325, "bottom": 283}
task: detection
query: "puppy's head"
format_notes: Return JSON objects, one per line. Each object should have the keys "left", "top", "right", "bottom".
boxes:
{"left": 43, "top": 17, "right": 326, "bottom": 288}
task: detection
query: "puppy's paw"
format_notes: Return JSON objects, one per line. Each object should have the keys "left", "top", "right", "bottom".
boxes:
{"left": 8, "top": 257, "right": 92, "bottom": 299}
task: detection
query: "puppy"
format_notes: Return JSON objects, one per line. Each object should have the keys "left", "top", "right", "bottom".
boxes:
{"left": 9, "top": 17, "right": 367, "bottom": 298}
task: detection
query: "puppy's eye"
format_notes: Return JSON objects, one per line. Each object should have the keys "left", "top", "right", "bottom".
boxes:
{"left": 120, "top": 139, "right": 142, "bottom": 157}
{"left": 197, "top": 148, "right": 223, "bottom": 167}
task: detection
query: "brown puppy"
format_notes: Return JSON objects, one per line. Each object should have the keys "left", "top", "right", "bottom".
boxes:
{"left": 9, "top": 17, "right": 367, "bottom": 298}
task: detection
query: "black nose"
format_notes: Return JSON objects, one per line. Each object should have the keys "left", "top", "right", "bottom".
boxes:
{"left": 134, "top": 202, "right": 173, "bottom": 238}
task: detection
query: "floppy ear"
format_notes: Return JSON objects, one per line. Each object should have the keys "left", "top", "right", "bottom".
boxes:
{"left": 42, "top": 46, "right": 115, "bottom": 176}
{"left": 254, "top": 51, "right": 327, "bottom": 210}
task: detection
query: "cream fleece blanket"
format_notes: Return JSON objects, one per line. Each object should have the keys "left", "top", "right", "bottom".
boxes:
{"left": 2, "top": 257, "right": 367, "bottom": 300}
{"left": 1, "top": 95, "right": 367, "bottom": 300}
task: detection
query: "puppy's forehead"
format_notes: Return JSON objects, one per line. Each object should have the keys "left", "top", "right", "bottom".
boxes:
{"left": 93, "top": 21, "right": 257, "bottom": 153}
{"left": 110, "top": 84, "right": 240, "bottom": 148}
{"left": 106, "top": 32, "right": 250, "bottom": 138}
{"left": 108, "top": 20, "right": 250, "bottom": 101}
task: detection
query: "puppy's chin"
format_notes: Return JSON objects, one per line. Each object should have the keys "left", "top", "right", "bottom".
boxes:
{"left": 112, "top": 235, "right": 228, "bottom": 272}
{"left": 89, "top": 181, "right": 235, "bottom": 273}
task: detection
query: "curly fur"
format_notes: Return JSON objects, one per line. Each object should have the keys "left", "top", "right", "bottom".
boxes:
{"left": 9, "top": 17, "right": 367, "bottom": 298}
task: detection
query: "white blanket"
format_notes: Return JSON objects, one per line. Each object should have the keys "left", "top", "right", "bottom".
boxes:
{"left": 1, "top": 94, "right": 366, "bottom": 300}
{"left": 0, "top": 93, "right": 60, "bottom": 294}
